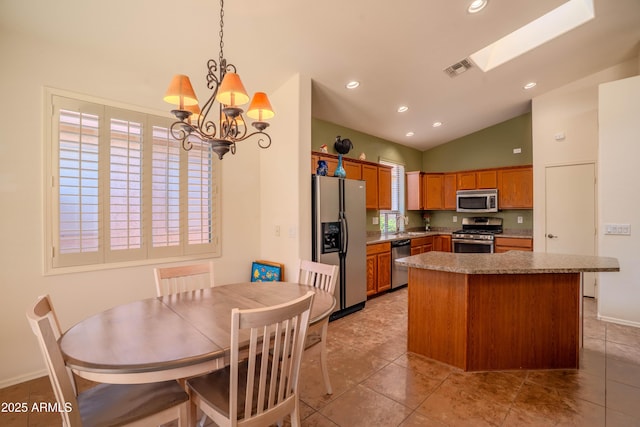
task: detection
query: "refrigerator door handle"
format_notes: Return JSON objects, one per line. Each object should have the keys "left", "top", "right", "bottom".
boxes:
{"left": 341, "top": 217, "right": 349, "bottom": 254}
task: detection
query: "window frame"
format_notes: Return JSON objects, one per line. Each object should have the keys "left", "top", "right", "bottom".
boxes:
{"left": 378, "top": 159, "right": 405, "bottom": 233}
{"left": 43, "top": 88, "right": 221, "bottom": 275}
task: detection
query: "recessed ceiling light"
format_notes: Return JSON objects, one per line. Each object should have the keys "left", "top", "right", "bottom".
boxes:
{"left": 406, "top": 131, "right": 415, "bottom": 137}
{"left": 345, "top": 81, "right": 360, "bottom": 89}
{"left": 432, "top": 121, "right": 443, "bottom": 128}
{"left": 468, "top": 0, "right": 488, "bottom": 14}
{"left": 397, "top": 106, "right": 409, "bottom": 113}
{"left": 523, "top": 82, "right": 537, "bottom": 90}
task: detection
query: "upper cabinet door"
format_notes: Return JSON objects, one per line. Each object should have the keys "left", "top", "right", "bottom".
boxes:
{"left": 498, "top": 167, "right": 533, "bottom": 208}
{"left": 476, "top": 170, "right": 497, "bottom": 188}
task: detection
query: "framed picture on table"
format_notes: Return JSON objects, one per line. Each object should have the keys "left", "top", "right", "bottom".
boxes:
{"left": 251, "top": 260, "right": 285, "bottom": 282}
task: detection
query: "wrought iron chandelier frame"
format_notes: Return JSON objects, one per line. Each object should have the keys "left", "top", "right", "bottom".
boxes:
{"left": 167, "top": 0, "right": 272, "bottom": 160}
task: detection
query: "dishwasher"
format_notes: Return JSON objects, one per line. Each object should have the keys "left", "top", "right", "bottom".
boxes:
{"left": 391, "top": 239, "right": 411, "bottom": 289}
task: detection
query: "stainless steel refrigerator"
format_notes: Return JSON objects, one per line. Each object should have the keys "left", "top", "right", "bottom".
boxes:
{"left": 312, "top": 175, "right": 367, "bottom": 320}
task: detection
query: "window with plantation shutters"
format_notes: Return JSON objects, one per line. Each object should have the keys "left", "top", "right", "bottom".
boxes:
{"left": 47, "top": 93, "right": 221, "bottom": 271}
{"left": 378, "top": 160, "right": 405, "bottom": 233}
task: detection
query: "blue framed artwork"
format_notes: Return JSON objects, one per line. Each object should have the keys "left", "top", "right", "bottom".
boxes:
{"left": 251, "top": 260, "right": 284, "bottom": 282}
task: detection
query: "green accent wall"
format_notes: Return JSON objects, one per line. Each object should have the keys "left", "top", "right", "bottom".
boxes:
{"left": 312, "top": 118, "right": 424, "bottom": 231}
{"left": 312, "top": 113, "right": 534, "bottom": 233}
{"left": 422, "top": 113, "right": 532, "bottom": 172}
{"left": 312, "top": 118, "right": 423, "bottom": 171}
{"left": 423, "top": 113, "right": 533, "bottom": 231}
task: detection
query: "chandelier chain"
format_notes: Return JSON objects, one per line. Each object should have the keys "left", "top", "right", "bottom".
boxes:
{"left": 219, "top": 0, "right": 225, "bottom": 65}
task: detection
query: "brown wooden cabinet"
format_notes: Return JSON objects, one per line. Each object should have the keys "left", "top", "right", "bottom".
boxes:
{"left": 378, "top": 166, "right": 392, "bottom": 210}
{"left": 477, "top": 170, "right": 498, "bottom": 188}
{"left": 343, "top": 158, "right": 362, "bottom": 180}
{"left": 457, "top": 170, "right": 497, "bottom": 190}
{"left": 494, "top": 236, "right": 533, "bottom": 253}
{"left": 410, "top": 236, "right": 433, "bottom": 255}
{"left": 312, "top": 152, "right": 391, "bottom": 210}
{"left": 434, "top": 235, "right": 452, "bottom": 252}
{"left": 443, "top": 173, "right": 457, "bottom": 210}
{"left": 366, "top": 242, "right": 391, "bottom": 296}
{"left": 424, "top": 174, "right": 444, "bottom": 210}
{"left": 457, "top": 171, "right": 477, "bottom": 190}
{"left": 498, "top": 166, "right": 533, "bottom": 209}
{"left": 408, "top": 166, "right": 532, "bottom": 212}
{"left": 406, "top": 171, "right": 424, "bottom": 210}
{"left": 361, "top": 164, "right": 379, "bottom": 209}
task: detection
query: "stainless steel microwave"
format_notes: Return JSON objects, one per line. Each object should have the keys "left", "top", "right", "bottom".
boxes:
{"left": 456, "top": 189, "right": 498, "bottom": 213}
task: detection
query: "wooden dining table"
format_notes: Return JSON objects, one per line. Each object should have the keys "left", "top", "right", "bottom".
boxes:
{"left": 59, "top": 282, "right": 336, "bottom": 384}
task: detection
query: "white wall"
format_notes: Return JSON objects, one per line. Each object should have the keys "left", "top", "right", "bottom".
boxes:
{"left": 0, "top": 19, "right": 305, "bottom": 386}
{"left": 259, "top": 74, "right": 313, "bottom": 279}
{"left": 598, "top": 75, "right": 640, "bottom": 326}
{"left": 532, "top": 58, "right": 639, "bottom": 325}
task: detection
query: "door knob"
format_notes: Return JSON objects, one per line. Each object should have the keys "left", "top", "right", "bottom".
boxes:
{"left": 547, "top": 233, "right": 557, "bottom": 239}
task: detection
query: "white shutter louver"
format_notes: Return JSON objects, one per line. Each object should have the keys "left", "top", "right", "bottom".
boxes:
{"left": 49, "top": 92, "right": 221, "bottom": 271}
{"left": 58, "top": 109, "right": 100, "bottom": 255}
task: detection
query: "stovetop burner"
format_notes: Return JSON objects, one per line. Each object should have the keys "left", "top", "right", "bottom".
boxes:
{"left": 452, "top": 217, "right": 503, "bottom": 240}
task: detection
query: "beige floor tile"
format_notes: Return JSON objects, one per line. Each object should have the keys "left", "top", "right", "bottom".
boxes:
{"left": 606, "top": 379, "right": 640, "bottom": 420}
{"left": 319, "top": 384, "right": 413, "bottom": 427}
{"left": 362, "top": 362, "right": 441, "bottom": 409}
{"left": 4, "top": 289, "right": 640, "bottom": 427}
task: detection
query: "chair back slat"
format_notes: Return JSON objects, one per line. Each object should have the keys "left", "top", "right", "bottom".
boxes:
{"left": 26, "top": 295, "right": 82, "bottom": 427}
{"left": 231, "top": 291, "right": 314, "bottom": 423}
{"left": 298, "top": 260, "right": 339, "bottom": 294}
{"left": 154, "top": 261, "right": 215, "bottom": 296}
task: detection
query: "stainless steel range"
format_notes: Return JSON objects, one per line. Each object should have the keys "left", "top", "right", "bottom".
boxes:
{"left": 452, "top": 217, "right": 503, "bottom": 253}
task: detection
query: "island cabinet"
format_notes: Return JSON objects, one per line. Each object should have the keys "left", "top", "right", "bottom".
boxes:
{"left": 366, "top": 242, "right": 391, "bottom": 296}
{"left": 498, "top": 166, "right": 533, "bottom": 209}
{"left": 400, "top": 251, "right": 619, "bottom": 371}
{"left": 495, "top": 236, "right": 533, "bottom": 252}
{"left": 410, "top": 236, "right": 433, "bottom": 255}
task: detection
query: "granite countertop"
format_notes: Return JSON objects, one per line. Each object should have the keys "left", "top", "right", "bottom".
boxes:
{"left": 366, "top": 230, "right": 446, "bottom": 244}
{"left": 366, "top": 229, "right": 532, "bottom": 244}
{"left": 395, "top": 250, "right": 620, "bottom": 274}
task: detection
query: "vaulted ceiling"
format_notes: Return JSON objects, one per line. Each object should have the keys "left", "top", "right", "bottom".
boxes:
{"left": 2, "top": 0, "right": 639, "bottom": 151}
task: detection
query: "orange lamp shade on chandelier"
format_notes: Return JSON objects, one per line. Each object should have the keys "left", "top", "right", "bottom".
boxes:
{"left": 162, "top": 0, "right": 274, "bottom": 160}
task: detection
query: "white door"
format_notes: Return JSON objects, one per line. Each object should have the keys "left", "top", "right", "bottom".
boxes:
{"left": 545, "top": 163, "right": 597, "bottom": 297}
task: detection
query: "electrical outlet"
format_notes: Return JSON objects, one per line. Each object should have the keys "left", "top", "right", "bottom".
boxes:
{"left": 452, "top": 216, "right": 458, "bottom": 223}
{"left": 513, "top": 148, "right": 522, "bottom": 154}
{"left": 372, "top": 217, "right": 379, "bottom": 225}
{"left": 517, "top": 216, "right": 523, "bottom": 224}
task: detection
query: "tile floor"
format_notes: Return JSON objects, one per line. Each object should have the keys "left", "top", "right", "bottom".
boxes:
{"left": 2, "top": 287, "right": 640, "bottom": 426}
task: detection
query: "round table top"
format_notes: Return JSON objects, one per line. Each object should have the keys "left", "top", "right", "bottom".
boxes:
{"left": 59, "top": 282, "right": 336, "bottom": 383}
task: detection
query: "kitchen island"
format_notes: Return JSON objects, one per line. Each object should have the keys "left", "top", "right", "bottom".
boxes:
{"left": 395, "top": 251, "right": 619, "bottom": 371}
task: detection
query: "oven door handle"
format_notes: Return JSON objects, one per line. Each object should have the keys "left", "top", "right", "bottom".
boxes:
{"left": 451, "top": 239, "right": 494, "bottom": 245}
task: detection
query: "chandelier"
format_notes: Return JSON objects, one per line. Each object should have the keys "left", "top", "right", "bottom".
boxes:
{"left": 163, "top": 0, "right": 274, "bottom": 160}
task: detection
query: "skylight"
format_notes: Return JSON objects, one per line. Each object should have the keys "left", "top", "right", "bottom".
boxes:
{"left": 470, "top": 0, "right": 595, "bottom": 72}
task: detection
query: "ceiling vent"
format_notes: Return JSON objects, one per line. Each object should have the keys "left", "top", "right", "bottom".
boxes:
{"left": 444, "top": 58, "right": 474, "bottom": 78}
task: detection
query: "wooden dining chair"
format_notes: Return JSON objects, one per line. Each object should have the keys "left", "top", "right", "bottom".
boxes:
{"left": 154, "top": 260, "right": 215, "bottom": 296}
{"left": 26, "top": 294, "right": 189, "bottom": 427}
{"left": 186, "top": 291, "right": 314, "bottom": 427}
{"left": 298, "top": 259, "right": 339, "bottom": 395}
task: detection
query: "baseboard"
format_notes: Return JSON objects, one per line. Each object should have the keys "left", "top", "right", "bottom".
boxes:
{"left": 597, "top": 314, "right": 640, "bottom": 329}
{"left": 0, "top": 369, "right": 47, "bottom": 389}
